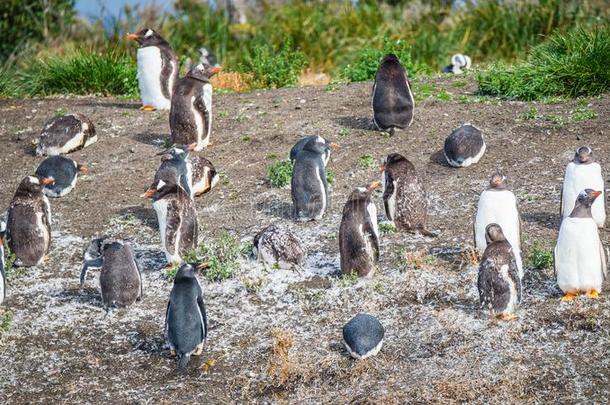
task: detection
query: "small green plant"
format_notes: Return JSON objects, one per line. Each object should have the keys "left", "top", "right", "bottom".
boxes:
{"left": 217, "top": 111, "right": 228, "bottom": 118}
{"left": 0, "top": 311, "right": 12, "bottom": 336}
{"left": 436, "top": 89, "right": 452, "bottom": 101}
{"left": 54, "top": 108, "right": 67, "bottom": 117}
{"left": 379, "top": 222, "right": 396, "bottom": 234}
{"left": 338, "top": 128, "right": 350, "bottom": 137}
{"left": 337, "top": 271, "right": 359, "bottom": 287}
{"left": 164, "top": 263, "right": 181, "bottom": 281}
{"left": 521, "top": 107, "right": 539, "bottom": 120}
{"left": 571, "top": 106, "right": 598, "bottom": 121}
{"left": 358, "top": 154, "right": 376, "bottom": 170}
{"left": 451, "top": 80, "right": 467, "bottom": 88}
{"left": 326, "top": 169, "right": 335, "bottom": 185}
{"left": 528, "top": 242, "right": 554, "bottom": 269}
{"left": 112, "top": 212, "right": 139, "bottom": 226}
{"left": 266, "top": 160, "right": 293, "bottom": 188}
{"left": 242, "top": 275, "right": 266, "bottom": 293}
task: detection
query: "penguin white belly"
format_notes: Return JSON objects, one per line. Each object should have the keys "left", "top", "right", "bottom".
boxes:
{"left": 500, "top": 264, "right": 518, "bottom": 314}
{"left": 314, "top": 169, "right": 326, "bottom": 219}
{"left": 475, "top": 190, "right": 520, "bottom": 251}
{"left": 202, "top": 83, "right": 212, "bottom": 147}
{"left": 137, "top": 47, "right": 170, "bottom": 110}
{"left": 562, "top": 163, "right": 606, "bottom": 227}
{"left": 367, "top": 201, "right": 379, "bottom": 239}
{"left": 460, "top": 142, "right": 486, "bottom": 167}
{"left": 153, "top": 200, "right": 181, "bottom": 263}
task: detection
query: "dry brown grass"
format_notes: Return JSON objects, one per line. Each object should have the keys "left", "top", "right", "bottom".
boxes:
{"left": 298, "top": 70, "right": 330, "bottom": 86}
{"left": 401, "top": 248, "right": 437, "bottom": 270}
{"left": 267, "top": 328, "right": 297, "bottom": 386}
{"left": 460, "top": 246, "right": 481, "bottom": 266}
{"left": 211, "top": 71, "right": 251, "bottom": 92}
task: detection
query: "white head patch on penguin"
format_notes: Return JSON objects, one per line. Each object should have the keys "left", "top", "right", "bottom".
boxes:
{"left": 289, "top": 135, "right": 338, "bottom": 166}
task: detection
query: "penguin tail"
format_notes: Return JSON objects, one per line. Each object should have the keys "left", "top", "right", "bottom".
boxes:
{"left": 177, "top": 353, "right": 190, "bottom": 370}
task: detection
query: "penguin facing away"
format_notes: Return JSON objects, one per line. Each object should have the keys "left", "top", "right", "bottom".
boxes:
{"left": 474, "top": 173, "right": 523, "bottom": 277}
{"left": 170, "top": 64, "right": 222, "bottom": 151}
{"left": 253, "top": 224, "right": 306, "bottom": 270}
{"left": 339, "top": 182, "right": 381, "bottom": 278}
{"left": 6, "top": 176, "right": 54, "bottom": 267}
{"left": 555, "top": 189, "right": 607, "bottom": 301}
{"left": 80, "top": 238, "right": 143, "bottom": 309}
{"left": 0, "top": 221, "right": 6, "bottom": 305}
{"left": 443, "top": 124, "right": 486, "bottom": 168}
{"left": 372, "top": 53, "right": 415, "bottom": 135}
{"left": 35, "top": 155, "right": 88, "bottom": 197}
{"left": 477, "top": 223, "right": 521, "bottom": 321}
{"left": 560, "top": 146, "right": 606, "bottom": 228}
{"left": 291, "top": 136, "right": 331, "bottom": 221}
{"left": 35, "top": 113, "right": 96, "bottom": 156}
{"left": 442, "top": 54, "right": 472, "bottom": 74}
{"left": 165, "top": 263, "right": 208, "bottom": 369}
{"left": 127, "top": 28, "right": 178, "bottom": 111}
{"left": 343, "top": 314, "right": 385, "bottom": 359}
{"left": 289, "top": 136, "right": 338, "bottom": 167}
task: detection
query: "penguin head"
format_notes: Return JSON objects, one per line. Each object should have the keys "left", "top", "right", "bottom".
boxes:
{"left": 349, "top": 181, "right": 381, "bottom": 202}
{"left": 186, "top": 64, "right": 223, "bottom": 82}
{"left": 303, "top": 135, "right": 332, "bottom": 156}
{"left": 380, "top": 53, "right": 400, "bottom": 65}
{"left": 574, "top": 146, "right": 593, "bottom": 163}
{"left": 15, "top": 175, "right": 54, "bottom": 197}
{"left": 141, "top": 178, "right": 179, "bottom": 200}
{"left": 451, "top": 54, "right": 467, "bottom": 68}
{"left": 381, "top": 153, "right": 412, "bottom": 174}
{"left": 175, "top": 262, "right": 208, "bottom": 282}
{"left": 489, "top": 173, "right": 507, "bottom": 189}
{"left": 158, "top": 143, "right": 194, "bottom": 162}
{"left": 485, "top": 223, "right": 506, "bottom": 244}
{"left": 126, "top": 28, "right": 168, "bottom": 47}
{"left": 575, "top": 189, "right": 602, "bottom": 208}
{"left": 84, "top": 237, "right": 107, "bottom": 261}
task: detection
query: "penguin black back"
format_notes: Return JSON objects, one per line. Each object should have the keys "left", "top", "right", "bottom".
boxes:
{"left": 99, "top": 241, "right": 142, "bottom": 308}
{"left": 35, "top": 156, "right": 86, "bottom": 197}
{"left": 372, "top": 54, "right": 415, "bottom": 133}
{"left": 291, "top": 136, "right": 330, "bottom": 221}
{"left": 443, "top": 124, "right": 485, "bottom": 167}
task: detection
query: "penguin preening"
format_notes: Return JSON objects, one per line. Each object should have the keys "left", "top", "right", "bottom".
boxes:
{"left": 291, "top": 136, "right": 331, "bottom": 221}
{"left": 35, "top": 113, "right": 96, "bottom": 156}
{"left": 372, "top": 53, "right": 415, "bottom": 135}
{"left": 555, "top": 189, "right": 607, "bottom": 301}
{"left": 442, "top": 54, "right": 472, "bottom": 74}
{"left": 339, "top": 182, "right": 380, "bottom": 278}
{"left": 443, "top": 124, "right": 486, "bottom": 168}
{"left": 342, "top": 314, "right": 385, "bottom": 359}
{"left": 474, "top": 173, "right": 523, "bottom": 277}
{"left": 560, "top": 146, "right": 606, "bottom": 228}
{"left": 0, "top": 221, "right": 6, "bottom": 305}
{"left": 253, "top": 224, "right": 306, "bottom": 270}
{"left": 170, "top": 64, "right": 222, "bottom": 151}
{"left": 80, "top": 238, "right": 143, "bottom": 309}
{"left": 165, "top": 263, "right": 208, "bottom": 369}
{"left": 35, "top": 155, "right": 88, "bottom": 198}
{"left": 6, "top": 176, "right": 53, "bottom": 267}
{"left": 289, "top": 136, "right": 338, "bottom": 166}
{"left": 477, "top": 224, "right": 521, "bottom": 321}
{"left": 127, "top": 28, "right": 178, "bottom": 111}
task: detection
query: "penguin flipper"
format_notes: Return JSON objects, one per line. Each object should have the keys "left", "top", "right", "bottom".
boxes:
{"left": 509, "top": 254, "right": 522, "bottom": 303}
{"left": 160, "top": 48, "right": 177, "bottom": 100}
{"left": 197, "top": 294, "right": 208, "bottom": 340}
{"left": 382, "top": 172, "right": 395, "bottom": 221}
{"left": 559, "top": 185, "right": 564, "bottom": 217}
{"left": 477, "top": 261, "right": 494, "bottom": 310}
{"left": 164, "top": 300, "right": 171, "bottom": 339}
{"left": 599, "top": 238, "right": 607, "bottom": 280}
{"left": 165, "top": 201, "right": 182, "bottom": 259}
{"left": 79, "top": 257, "right": 103, "bottom": 289}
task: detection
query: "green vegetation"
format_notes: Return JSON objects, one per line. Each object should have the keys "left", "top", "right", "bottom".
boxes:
{"left": 180, "top": 231, "right": 244, "bottom": 282}
{"left": 237, "top": 41, "right": 306, "bottom": 88}
{"left": 358, "top": 154, "right": 376, "bottom": 170}
{"left": 571, "top": 106, "right": 599, "bottom": 121}
{"left": 528, "top": 242, "right": 554, "bottom": 269}
{"left": 266, "top": 160, "right": 293, "bottom": 188}
{"left": 379, "top": 222, "right": 396, "bottom": 234}
{"left": 0, "top": 311, "right": 12, "bottom": 336}
{"left": 336, "top": 271, "right": 359, "bottom": 287}
{"left": 521, "top": 107, "right": 540, "bottom": 120}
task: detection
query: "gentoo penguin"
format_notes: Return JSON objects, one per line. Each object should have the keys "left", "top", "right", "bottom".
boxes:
{"left": 477, "top": 224, "right": 521, "bottom": 320}
{"left": 289, "top": 136, "right": 338, "bottom": 166}
{"left": 190, "top": 154, "right": 219, "bottom": 197}
{"left": 35, "top": 113, "right": 96, "bottom": 156}
{"left": 372, "top": 53, "right": 415, "bottom": 135}
{"left": 142, "top": 179, "right": 198, "bottom": 265}
{"left": 442, "top": 54, "right": 472, "bottom": 74}
{"left": 555, "top": 189, "right": 607, "bottom": 301}
{"left": 6, "top": 176, "right": 53, "bottom": 267}
{"left": 443, "top": 124, "right": 486, "bottom": 168}
{"left": 253, "top": 224, "right": 306, "bottom": 269}
{"left": 380, "top": 153, "right": 428, "bottom": 233}
{"left": 339, "top": 182, "right": 380, "bottom": 278}
{"left": 0, "top": 221, "right": 6, "bottom": 305}
{"left": 198, "top": 47, "right": 219, "bottom": 68}
{"left": 127, "top": 28, "right": 178, "bottom": 111}
{"left": 165, "top": 263, "right": 208, "bottom": 369}
{"left": 292, "top": 136, "right": 331, "bottom": 221}
{"left": 80, "top": 238, "right": 142, "bottom": 309}
{"left": 170, "top": 64, "right": 222, "bottom": 151}
{"left": 474, "top": 173, "right": 523, "bottom": 277}
{"left": 35, "top": 155, "right": 88, "bottom": 197}
{"left": 342, "top": 314, "right": 384, "bottom": 359}
{"left": 560, "top": 146, "right": 606, "bottom": 228}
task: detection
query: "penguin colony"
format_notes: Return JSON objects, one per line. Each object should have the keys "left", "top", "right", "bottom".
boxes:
{"left": 0, "top": 30, "right": 607, "bottom": 371}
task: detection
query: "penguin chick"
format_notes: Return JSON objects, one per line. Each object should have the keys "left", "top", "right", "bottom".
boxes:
{"left": 289, "top": 136, "right": 338, "bottom": 166}
{"left": 474, "top": 173, "right": 523, "bottom": 277}
{"left": 0, "top": 221, "right": 6, "bottom": 305}
{"left": 6, "top": 176, "right": 54, "bottom": 267}
{"left": 35, "top": 155, "right": 88, "bottom": 197}
{"left": 381, "top": 153, "right": 428, "bottom": 233}
{"left": 165, "top": 263, "right": 208, "bottom": 369}
{"left": 560, "top": 146, "right": 605, "bottom": 228}
{"left": 191, "top": 154, "right": 219, "bottom": 197}
{"left": 170, "top": 64, "right": 222, "bottom": 151}
{"left": 291, "top": 136, "right": 331, "bottom": 221}
{"left": 127, "top": 28, "right": 178, "bottom": 111}
{"left": 80, "top": 238, "right": 142, "bottom": 309}
{"left": 339, "top": 182, "right": 381, "bottom": 278}
{"left": 442, "top": 54, "right": 472, "bottom": 74}
{"left": 142, "top": 179, "right": 198, "bottom": 265}
{"left": 342, "top": 314, "right": 384, "bottom": 359}
{"left": 443, "top": 123, "right": 485, "bottom": 167}
{"left": 555, "top": 189, "right": 607, "bottom": 301}
{"left": 372, "top": 53, "right": 415, "bottom": 135}
{"left": 478, "top": 224, "right": 521, "bottom": 320}
{"left": 253, "top": 224, "right": 306, "bottom": 269}
{"left": 35, "top": 113, "right": 96, "bottom": 156}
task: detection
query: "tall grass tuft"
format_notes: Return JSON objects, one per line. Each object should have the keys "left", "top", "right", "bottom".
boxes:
{"left": 237, "top": 41, "right": 307, "bottom": 89}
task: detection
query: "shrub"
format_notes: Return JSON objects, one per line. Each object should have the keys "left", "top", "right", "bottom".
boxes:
{"left": 267, "top": 160, "right": 293, "bottom": 188}
{"left": 379, "top": 222, "right": 396, "bottom": 234}
{"left": 358, "top": 154, "right": 376, "bottom": 170}
{"left": 528, "top": 242, "right": 554, "bottom": 269}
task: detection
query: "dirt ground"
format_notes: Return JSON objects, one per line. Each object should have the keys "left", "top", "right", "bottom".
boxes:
{"left": 0, "top": 76, "right": 608, "bottom": 403}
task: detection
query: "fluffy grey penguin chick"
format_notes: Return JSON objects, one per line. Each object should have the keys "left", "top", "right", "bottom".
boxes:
{"left": 253, "top": 224, "right": 306, "bottom": 270}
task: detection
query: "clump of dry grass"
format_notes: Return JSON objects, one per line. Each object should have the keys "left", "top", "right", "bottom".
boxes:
{"left": 400, "top": 248, "right": 438, "bottom": 270}
{"left": 267, "top": 328, "right": 297, "bottom": 386}
{"left": 211, "top": 71, "right": 251, "bottom": 92}
{"left": 298, "top": 70, "right": 330, "bottom": 86}
{"left": 460, "top": 246, "right": 481, "bottom": 266}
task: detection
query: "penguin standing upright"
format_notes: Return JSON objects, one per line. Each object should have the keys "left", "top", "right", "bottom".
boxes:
{"left": 35, "top": 113, "right": 96, "bottom": 156}
{"left": 253, "top": 224, "right": 306, "bottom": 269}
{"left": 289, "top": 136, "right": 337, "bottom": 166}
{"left": 127, "top": 28, "right": 178, "bottom": 111}
{"left": 339, "top": 182, "right": 381, "bottom": 278}
{"left": 443, "top": 124, "right": 486, "bottom": 168}
{"left": 153, "top": 144, "right": 196, "bottom": 198}
{"left": 6, "top": 176, "right": 54, "bottom": 267}
{"left": 477, "top": 223, "right": 521, "bottom": 320}
{"left": 170, "top": 64, "right": 222, "bottom": 151}
{"left": 291, "top": 136, "right": 331, "bottom": 221}
{"left": 165, "top": 263, "right": 208, "bottom": 369}
{"left": 381, "top": 153, "right": 428, "bottom": 233}
{"left": 80, "top": 238, "right": 143, "bottom": 309}
{"left": 35, "top": 155, "right": 88, "bottom": 197}
{"left": 474, "top": 173, "right": 522, "bottom": 277}
{"left": 561, "top": 146, "right": 606, "bottom": 228}
{"left": 555, "top": 189, "right": 607, "bottom": 301}
{"left": 0, "top": 220, "right": 6, "bottom": 305}
{"left": 372, "top": 54, "right": 415, "bottom": 135}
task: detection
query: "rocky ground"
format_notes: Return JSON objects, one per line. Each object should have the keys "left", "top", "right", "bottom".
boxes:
{"left": 0, "top": 76, "right": 608, "bottom": 403}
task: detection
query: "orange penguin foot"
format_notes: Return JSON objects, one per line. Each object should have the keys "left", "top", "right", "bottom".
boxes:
{"left": 561, "top": 292, "right": 578, "bottom": 302}
{"left": 586, "top": 290, "right": 600, "bottom": 299}
{"left": 140, "top": 105, "right": 156, "bottom": 112}
{"left": 497, "top": 313, "right": 518, "bottom": 321}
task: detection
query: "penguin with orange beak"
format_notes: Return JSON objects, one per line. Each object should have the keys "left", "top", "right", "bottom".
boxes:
{"left": 289, "top": 136, "right": 338, "bottom": 166}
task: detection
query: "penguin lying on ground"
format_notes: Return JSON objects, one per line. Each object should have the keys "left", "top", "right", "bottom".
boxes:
{"left": 165, "top": 263, "right": 208, "bottom": 370}
{"left": 35, "top": 113, "right": 96, "bottom": 156}
{"left": 555, "top": 189, "right": 606, "bottom": 301}
{"left": 170, "top": 64, "right": 222, "bottom": 151}
{"left": 253, "top": 224, "right": 306, "bottom": 270}
{"left": 80, "top": 238, "right": 142, "bottom": 309}
{"left": 289, "top": 136, "right": 338, "bottom": 166}
{"left": 292, "top": 136, "right": 331, "bottom": 221}
{"left": 372, "top": 53, "right": 415, "bottom": 135}
{"left": 561, "top": 146, "right": 606, "bottom": 228}
{"left": 474, "top": 173, "right": 522, "bottom": 277}
{"left": 190, "top": 154, "right": 219, "bottom": 197}
{"left": 127, "top": 28, "right": 178, "bottom": 111}
{"left": 35, "top": 155, "right": 88, "bottom": 197}
{"left": 0, "top": 221, "right": 6, "bottom": 305}
{"left": 443, "top": 124, "right": 485, "bottom": 168}
{"left": 343, "top": 314, "right": 384, "bottom": 359}
{"left": 339, "top": 181, "right": 381, "bottom": 278}
{"left": 477, "top": 223, "right": 521, "bottom": 321}
{"left": 6, "top": 176, "right": 53, "bottom": 267}
{"left": 442, "top": 54, "right": 472, "bottom": 74}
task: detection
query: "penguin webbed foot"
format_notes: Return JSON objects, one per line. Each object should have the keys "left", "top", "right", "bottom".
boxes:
{"left": 586, "top": 290, "right": 600, "bottom": 299}
{"left": 140, "top": 105, "right": 156, "bottom": 112}
{"left": 561, "top": 292, "right": 578, "bottom": 302}
{"left": 496, "top": 313, "right": 518, "bottom": 321}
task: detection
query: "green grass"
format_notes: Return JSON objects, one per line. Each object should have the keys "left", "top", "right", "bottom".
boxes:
{"left": 0, "top": 311, "right": 12, "bottom": 336}
{"left": 379, "top": 222, "right": 396, "bottom": 234}
{"left": 358, "top": 154, "right": 376, "bottom": 170}
{"left": 521, "top": 107, "right": 539, "bottom": 120}
{"left": 571, "top": 106, "right": 599, "bottom": 121}
{"left": 266, "top": 160, "right": 293, "bottom": 188}
{"left": 179, "top": 231, "right": 244, "bottom": 282}
{"left": 436, "top": 89, "right": 453, "bottom": 102}
{"left": 528, "top": 242, "right": 554, "bottom": 269}
{"left": 336, "top": 271, "right": 359, "bottom": 287}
